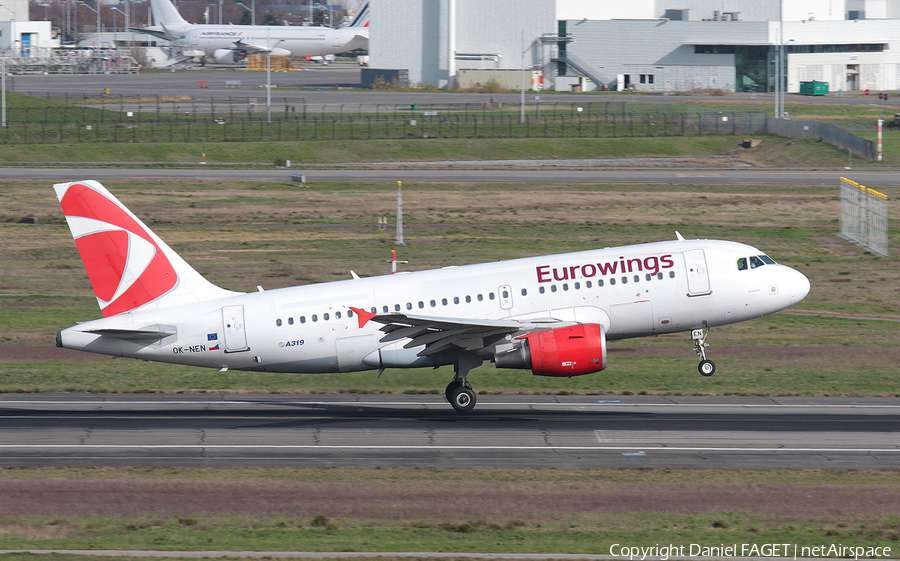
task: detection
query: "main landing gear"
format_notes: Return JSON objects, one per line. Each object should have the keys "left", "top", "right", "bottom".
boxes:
{"left": 445, "top": 351, "right": 483, "bottom": 413}
{"left": 691, "top": 328, "right": 716, "bottom": 377}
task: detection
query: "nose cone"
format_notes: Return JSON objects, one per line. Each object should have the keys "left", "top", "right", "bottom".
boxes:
{"left": 790, "top": 268, "right": 811, "bottom": 305}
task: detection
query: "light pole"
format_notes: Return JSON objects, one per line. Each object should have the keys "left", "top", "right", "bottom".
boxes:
{"left": 77, "top": 1, "right": 101, "bottom": 47}
{"left": 111, "top": 6, "right": 125, "bottom": 48}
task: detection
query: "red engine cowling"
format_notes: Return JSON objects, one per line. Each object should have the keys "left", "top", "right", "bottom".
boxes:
{"left": 494, "top": 323, "right": 607, "bottom": 377}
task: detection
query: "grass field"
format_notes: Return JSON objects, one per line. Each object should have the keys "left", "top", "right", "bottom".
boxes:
{"left": 1, "top": 467, "right": 899, "bottom": 556}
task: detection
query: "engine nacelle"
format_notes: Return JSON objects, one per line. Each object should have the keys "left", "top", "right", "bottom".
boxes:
{"left": 213, "top": 49, "right": 246, "bottom": 64}
{"left": 494, "top": 324, "right": 606, "bottom": 377}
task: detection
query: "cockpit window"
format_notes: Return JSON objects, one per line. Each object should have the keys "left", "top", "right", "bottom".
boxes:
{"left": 759, "top": 254, "right": 776, "bottom": 265}
{"left": 737, "top": 257, "right": 748, "bottom": 271}
{"left": 750, "top": 255, "right": 766, "bottom": 269}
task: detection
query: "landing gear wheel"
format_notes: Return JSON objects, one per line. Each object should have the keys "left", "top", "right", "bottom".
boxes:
{"left": 444, "top": 380, "right": 463, "bottom": 403}
{"left": 699, "top": 359, "right": 716, "bottom": 377}
{"left": 448, "top": 385, "right": 476, "bottom": 413}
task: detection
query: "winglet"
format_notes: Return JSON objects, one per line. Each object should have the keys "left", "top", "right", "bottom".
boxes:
{"left": 675, "top": 231, "right": 685, "bottom": 241}
{"left": 350, "top": 306, "right": 376, "bottom": 328}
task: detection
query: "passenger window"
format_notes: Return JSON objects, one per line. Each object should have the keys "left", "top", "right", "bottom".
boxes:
{"left": 288, "top": 317, "right": 294, "bottom": 325}
{"left": 586, "top": 281, "right": 592, "bottom": 288}
{"left": 669, "top": 271, "right": 675, "bottom": 278}
{"left": 634, "top": 275, "right": 640, "bottom": 283}
{"left": 562, "top": 283, "right": 569, "bottom": 291}
{"left": 551, "top": 285, "right": 557, "bottom": 292}
{"left": 323, "top": 313, "right": 330, "bottom": 321}
{"left": 657, "top": 273, "right": 663, "bottom": 280}
{"left": 502, "top": 290, "right": 509, "bottom": 298}
{"left": 521, "top": 288, "right": 527, "bottom": 296}
{"left": 406, "top": 302, "right": 413, "bottom": 310}
{"left": 490, "top": 293, "right": 496, "bottom": 300}
{"left": 394, "top": 304, "right": 401, "bottom": 311}
{"left": 336, "top": 311, "right": 342, "bottom": 319}
{"left": 382, "top": 305, "right": 389, "bottom": 313}
{"left": 312, "top": 314, "right": 318, "bottom": 322}
{"left": 574, "top": 282, "right": 580, "bottom": 289}
{"left": 597, "top": 279, "right": 604, "bottom": 287}
{"left": 610, "top": 278, "right": 616, "bottom": 286}
{"left": 750, "top": 256, "right": 765, "bottom": 269}
{"left": 621, "top": 276, "right": 628, "bottom": 284}
{"left": 737, "top": 257, "right": 748, "bottom": 271}
{"left": 430, "top": 300, "right": 436, "bottom": 307}
{"left": 539, "top": 286, "right": 545, "bottom": 294}
{"left": 300, "top": 316, "right": 306, "bottom": 323}
{"left": 477, "top": 294, "right": 483, "bottom": 302}
{"left": 276, "top": 319, "right": 282, "bottom": 327}
{"left": 465, "top": 295, "right": 472, "bottom": 303}
{"left": 442, "top": 298, "right": 448, "bottom": 306}
{"left": 453, "top": 297, "right": 460, "bottom": 304}
{"left": 418, "top": 301, "right": 424, "bottom": 309}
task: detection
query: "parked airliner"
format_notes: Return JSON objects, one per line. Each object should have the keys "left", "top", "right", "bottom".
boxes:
{"left": 139, "top": 0, "right": 368, "bottom": 64}
{"left": 54, "top": 181, "right": 810, "bottom": 412}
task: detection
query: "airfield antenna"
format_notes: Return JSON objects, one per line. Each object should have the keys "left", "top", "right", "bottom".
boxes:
{"left": 395, "top": 180, "right": 405, "bottom": 245}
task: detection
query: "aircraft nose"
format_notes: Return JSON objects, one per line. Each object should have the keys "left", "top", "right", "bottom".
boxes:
{"left": 790, "top": 268, "right": 811, "bottom": 305}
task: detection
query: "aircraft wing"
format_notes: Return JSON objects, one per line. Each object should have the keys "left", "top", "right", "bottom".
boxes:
{"left": 231, "top": 39, "right": 280, "bottom": 55}
{"left": 131, "top": 26, "right": 178, "bottom": 41}
{"left": 350, "top": 307, "right": 572, "bottom": 357}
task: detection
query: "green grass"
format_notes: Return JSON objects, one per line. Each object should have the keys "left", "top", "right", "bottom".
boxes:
{"left": 1, "top": 468, "right": 899, "bottom": 555}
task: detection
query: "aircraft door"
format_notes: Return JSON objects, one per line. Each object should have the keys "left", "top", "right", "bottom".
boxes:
{"left": 222, "top": 305, "right": 249, "bottom": 352}
{"left": 682, "top": 249, "right": 712, "bottom": 296}
{"left": 498, "top": 285, "right": 513, "bottom": 309}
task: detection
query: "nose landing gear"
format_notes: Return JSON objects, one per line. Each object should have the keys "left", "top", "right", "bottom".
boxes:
{"left": 691, "top": 328, "right": 716, "bottom": 376}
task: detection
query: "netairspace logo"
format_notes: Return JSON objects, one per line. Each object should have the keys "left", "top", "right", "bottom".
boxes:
{"left": 609, "top": 543, "right": 892, "bottom": 560}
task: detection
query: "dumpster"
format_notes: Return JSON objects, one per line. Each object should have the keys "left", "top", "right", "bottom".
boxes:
{"left": 800, "top": 81, "right": 829, "bottom": 96}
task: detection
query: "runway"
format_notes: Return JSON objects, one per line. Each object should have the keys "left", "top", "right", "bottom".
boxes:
{"left": 1, "top": 394, "right": 899, "bottom": 469}
{"left": 2, "top": 166, "right": 900, "bottom": 188}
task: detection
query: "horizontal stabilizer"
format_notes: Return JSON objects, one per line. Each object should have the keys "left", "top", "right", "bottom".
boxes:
{"left": 83, "top": 327, "right": 176, "bottom": 341}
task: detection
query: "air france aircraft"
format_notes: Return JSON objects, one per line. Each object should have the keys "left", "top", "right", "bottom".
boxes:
{"left": 54, "top": 181, "right": 810, "bottom": 413}
{"left": 139, "top": 0, "right": 368, "bottom": 64}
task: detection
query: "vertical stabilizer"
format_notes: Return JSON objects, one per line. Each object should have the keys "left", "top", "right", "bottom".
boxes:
{"left": 148, "top": 0, "right": 191, "bottom": 35}
{"left": 347, "top": 1, "right": 369, "bottom": 27}
{"left": 54, "top": 181, "right": 241, "bottom": 317}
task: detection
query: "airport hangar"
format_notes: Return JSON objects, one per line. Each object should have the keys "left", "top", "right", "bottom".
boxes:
{"left": 368, "top": 0, "right": 900, "bottom": 94}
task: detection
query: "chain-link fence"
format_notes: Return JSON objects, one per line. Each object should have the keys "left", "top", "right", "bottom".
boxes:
{"left": 770, "top": 118, "right": 876, "bottom": 161}
{"left": 0, "top": 97, "right": 878, "bottom": 159}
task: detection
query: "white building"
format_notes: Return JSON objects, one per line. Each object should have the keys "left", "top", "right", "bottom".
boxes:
{"left": 0, "top": 20, "right": 55, "bottom": 57}
{"left": 370, "top": 0, "right": 900, "bottom": 93}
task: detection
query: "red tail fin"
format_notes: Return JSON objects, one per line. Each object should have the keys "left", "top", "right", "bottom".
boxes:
{"left": 55, "top": 181, "right": 239, "bottom": 316}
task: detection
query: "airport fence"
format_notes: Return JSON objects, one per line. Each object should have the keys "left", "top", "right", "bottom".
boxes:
{"left": 0, "top": 98, "right": 878, "bottom": 159}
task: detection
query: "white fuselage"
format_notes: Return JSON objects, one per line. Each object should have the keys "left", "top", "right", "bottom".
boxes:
{"left": 177, "top": 25, "right": 368, "bottom": 57}
{"left": 57, "top": 239, "right": 810, "bottom": 374}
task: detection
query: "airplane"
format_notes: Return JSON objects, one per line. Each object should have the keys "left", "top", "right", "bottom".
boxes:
{"left": 137, "top": 0, "right": 368, "bottom": 64}
{"left": 53, "top": 180, "right": 811, "bottom": 413}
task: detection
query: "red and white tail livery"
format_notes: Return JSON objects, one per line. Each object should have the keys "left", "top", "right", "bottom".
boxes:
{"left": 54, "top": 181, "right": 238, "bottom": 316}
{"left": 55, "top": 181, "right": 810, "bottom": 413}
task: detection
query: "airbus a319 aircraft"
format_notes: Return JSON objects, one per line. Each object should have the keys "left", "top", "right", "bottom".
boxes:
{"left": 54, "top": 181, "right": 810, "bottom": 412}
